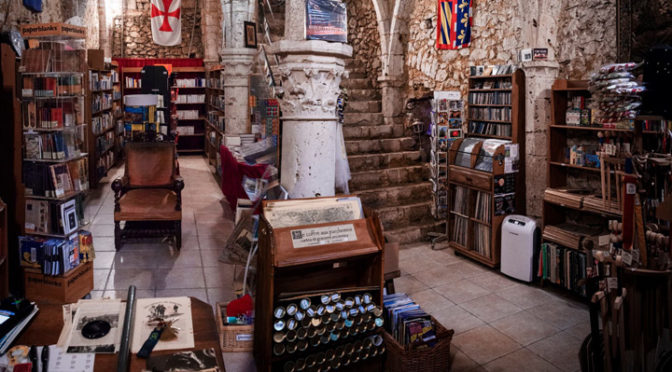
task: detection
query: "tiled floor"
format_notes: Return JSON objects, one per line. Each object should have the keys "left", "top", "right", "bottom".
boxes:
{"left": 85, "top": 155, "right": 588, "bottom": 372}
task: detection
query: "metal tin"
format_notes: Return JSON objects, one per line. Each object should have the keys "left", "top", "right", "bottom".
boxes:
{"left": 330, "top": 312, "right": 340, "bottom": 323}
{"left": 351, "top": 351, "right": 360, "bottom": 364}
{"left": 297, "top": 327, "right": 308, "bottom": 340}
{"left": 365, "top": 303, "right": 376, "bottom": 313}
{"left": 370, "top": 347, "right": 378, "bottom": 358}
{"left": 363, "top": 338, "right": 373, "bottom": 350}
{"left": 296, "top": 358, "right": 306, "bottom": 371}
{"left": 321, "top": 314, "right": 331, "bottom": 325}
{"left": 355, "top": 315, "right": 364, "bottom": 325}
{"left": 286, "top": 342, "right": 298, "bottom": 354}
{"left": 283, "top": 361, "right": 296, "bottom": 372}
{"left": 320, "top": 294, "right": 331, "bottom": 305}
{"left": 362, "top": 313, "right": 372, "bottom": 323}
{"left": 335, "top": 346, "right": 345, "bottom": 359}
{"left": 362, "top": 292, "right": 372, "bottom": 304}
{"left": 286, "top": 303, "right": 298, "bottom": 317}
{"left": 371, "top": 306, "right": 383, "bottom": 317}
{"left": 330, "top": 359, "right": 341, "bottom": 370}
{"left": 316, "top": 305, "right": 326, "bottom": 316}
{"left": 273, "top": 332, "right": 286, "bottom": 343}
{"left": 287, "top": 318, "right": 298, "bottom": 331}
{"left": 342, "top": 356, "right": 351, "bottom": 367}
{"left": 307, "top": 327, "right": 317, "bottom": 338}
{"left": 374, "top": 317, "right": 384, "bottom": 328}
{"left": 354, "top": 340, "right": 364, "bottom": 352}
{"left": 330, "top": 293, "right": 341, "bottom": 303}
{"left": 306, "top": 355, "right": 317, "bottom": 368}
{"left": 297, "top": 340, "right": 309, "bottom": 352}
{"left": 370, "top": 334, "right": 384, "bottom": 346}
{"left": 306, "top": 305, "right": 317, "bottom": 318}
{"left": 320, "top": 334, "right": 330, "bottom": 345}
{"left": 348, "top": 308, "right": 359, "bottom": 317}
{"left": 354, "top": 295, "right": 362, "bottom": 306}
{"left": 295, "top": 310, "right": 305, "bottom": 321}
{"left": 344, "top": 297, "right": 355, "bottom": 308}
{"left": 326, "top": 349, "right": 336, "bottom": 362}
{"left": 358, "top": 305, "right": 366, "bottom": 315}
{"left": 336, "top": 319, "right": 345, "bottom": 330}
{"left": 286, "top": 330, "right": 298, "bottom": 343}
{"left": 274, "top": 306, "right": 286, "bottom": 319}
{"left": 344, "top": 318, "right": 354, "bottom": 328}
{"left": 361, "top": 349, "right": 370, "bottom": 361}
{"left": 329, "top": 332, "right": 340, "bottom": 342}
{"left": 345, "top": 343, "right": 355, "bottom": 356}
{"left": 299, "top": 298, "right": 311, "bottom": 310}
{"left": 316, "top": 352, "right": 327, "bottom": 365}
{"left": 335, "top": 301, "right": 345, "bottom": 312}
{"left": 366, "top": 320, "right": 376, "bottom": 331}
{"left": 326, "top": 322, "right": 336, "bottom": 333}
{"left": 301, "top": 318, "right": 311, "bottom": 329}
{"left": 311, "top": 317, "right": 322, "bottom": 328}
{"left": 378, "top": 345, "right": 386, "bottom": 354}
{"left": 325, "top": 304, "right": 335, "bottom": 314}
{"left": 273, "top": 343, "right": 286, "bottom": 356}
{"left": 340, "top": 310, "right": 348, "bottom": 320}
{"left": 341, "top": 328, "right": 350, "bottom": 339}
{"left": 309, "top": 336, "right": 321, "bottom": 348}
{"left": 316, "top": 324, "right": 326, "bottom": 336}
{"left": 273, "top": 319, "right": 285, "bottom": 332}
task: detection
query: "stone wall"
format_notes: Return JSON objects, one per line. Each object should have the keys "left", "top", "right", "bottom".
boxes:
{"left": 557, "top": 0, "right": 616, "bottom": 79}
{"left": 111, "top": 0, "right": 203, "bottom": 58}
{"left": 344, "top": 0, "right": 381, "bottom": 87}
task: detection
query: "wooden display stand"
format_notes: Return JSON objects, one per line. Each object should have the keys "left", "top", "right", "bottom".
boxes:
{"left": 205, "top": 66, "right": 225, "bottom": 174}
{"left": 254, "top": 201, "right": 385, "bottom": 372}
{"left": 23, "top": 261, "right": 93, "bottom": 304}
{"left": 447, "top": 138, "right": 519, "bottom": 268}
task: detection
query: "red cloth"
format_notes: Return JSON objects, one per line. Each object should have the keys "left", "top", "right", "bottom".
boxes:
{"left": 220, "top": 145, "right": 268, "bottom": 209}
{"left": 112, "top": 58, "right": 203, "bottom": 77}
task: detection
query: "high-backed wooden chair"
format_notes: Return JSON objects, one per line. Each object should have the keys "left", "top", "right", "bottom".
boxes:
{"left": 111, "top": 142, "right": 184, "bottom": 251}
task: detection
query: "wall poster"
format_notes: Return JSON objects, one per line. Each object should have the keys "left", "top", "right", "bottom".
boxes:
{"left": 305, "top": 0, "right": 348, "bottom": 43}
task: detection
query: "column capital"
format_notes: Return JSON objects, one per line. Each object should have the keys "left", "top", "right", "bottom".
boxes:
{"left": 520, "top": 61, "right": 560, "bottom": 77}
{"left": 220, "top": 47, "right": 257, "bottom": 84}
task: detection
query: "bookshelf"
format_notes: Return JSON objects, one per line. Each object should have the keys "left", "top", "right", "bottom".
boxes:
{"left": 16, "top": 25, "right": 93, "bottom": 303}
{"left": 206, "top": 66, "right": 225, "bottom": 174}
{"left": 111, "top": 62, "right": 123, "bottom": 161}
{"left": 467, "top": 69, "right": 524, "bottom": 142}
{"left": 0, "top": 198, "right": 7, "bottom": 298}
{"left": 88, "top": 67, "right": 117, "bottom": 187}
{"left": 173, "top": 67, "right": 206, "bottom": 153}
{"left": 447, "top": 138, "right": 520, "bottom": 268}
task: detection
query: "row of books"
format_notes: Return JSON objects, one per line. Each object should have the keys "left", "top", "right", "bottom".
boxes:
{"left": 111, "top": 69, "right": 119, "bottom": 84}
{"left": 208, "top": 111, "right": 225, "bottom": 131}
{"left": 474, "top": 191, "right": 491, "bottom": 223}
{"left": 92, "top": 111, "right": 113, "bottom": 135}
{"left": 470, "top": 79, "right": 512, "bottom": 90}
{"left": 469, "top": 64, "right": 516, "bottom": 76}
{"left": 177, "top": 110, "right": 200, "bottom": 120}
{"left": 468, "top": 92, "right": 511, "bottom": 105}
{"left": 176, "top": 94, "right": 206, "bottom": 104}
{"left": 95, "top": 131, "right": 115, "bottom": 156}
{"left": 24, "top": 101, "right": 83, "bottom": 129}
{"left": 23, "top": 159, "right": 89, "bottom": 198}
{"left": 207, "top": 76, "right": 224, "bottom": 89}
{"left": 469, "top": 107, "right": 512, "bottom": 121}
{"left": 90, "top": 72, "right": 112, "bottom": 91}
{"left": 92, "top": 92, "right": 112, "bottom": 113}
{"left": 175, "top": 78, "right": 206, "bottom": 88}
{"left": 124, "top": 105, "right": 161, "bottom": 125}
{"left": 383, "top": 293, "right": 437, "bottom": 347}
{"left": 208, "top": 94, "right": 225, "bottom": 111}
{"left": 21, "top": 48, "right": 85, "bottom": 73}
{"left": 18, "top": 234, "right": 81, "bottom": 276}
{"left": 113, "top": 86, "right": 122, "bottom": 100}
{"left": 538, "top": 242, "right": 588, "bottom": 297}
{"left": 451, "top": 216, "right": 469, "bottom": 247}
{"left": 97, "top": 150, "right": 115, "bottom": 178}
{"left": 24, "top": 132, "right": 82, "bottom": 161}
{"left": 22, "top": 75, "right": 83, "bottom": 97}
{"left": 468, "top": 121, "right": 512, "bottom": 137}
{"left": 125, "top": 76, "right": 142, "bottom": 88}
{"left": 24, "top": 198, "right": 80, "bottom": 235}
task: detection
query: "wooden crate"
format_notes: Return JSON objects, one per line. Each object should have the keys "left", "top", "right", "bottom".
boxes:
{"left": 23, "top": 262, "right": 93, "bottom": 304}
{"left": 215, "top": 303, "right": 254, "bottom": 352}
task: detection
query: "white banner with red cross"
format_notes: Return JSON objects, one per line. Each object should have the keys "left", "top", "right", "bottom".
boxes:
{"left": 151, "top": 0, "right": 182, "bottom": 46}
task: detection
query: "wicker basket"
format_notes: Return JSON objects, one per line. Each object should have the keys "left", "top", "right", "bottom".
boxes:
{"left": 215, "top": 303, "right": 254, "bottom": 352}
{"left": 383, "top": 316, "right": 454, "bottom": 372}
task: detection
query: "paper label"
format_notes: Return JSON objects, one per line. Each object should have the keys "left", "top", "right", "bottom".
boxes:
{"left": 291, "top": 224, "right": 357, "bottom": 248}
{"left": 598, "top": 234, "right": 610, "bottom": 247}
{"left": 632, "top": 248, "right": 640, "bottom": 263}
{"left": 626, "top": 183, "right": 636, "bottom": 195}
{"left": 622, "top": 250, "right": 633, "bottom": 265}
{"left": 236, "top": 334, "right": 253, "bottom": 342}
{"left": 607, "top": 277, "right": 618, "bottom": 291}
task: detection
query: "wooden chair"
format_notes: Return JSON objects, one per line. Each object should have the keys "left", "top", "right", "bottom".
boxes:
{"left": 111, "top": 142, "right": 184, "bottom": 251}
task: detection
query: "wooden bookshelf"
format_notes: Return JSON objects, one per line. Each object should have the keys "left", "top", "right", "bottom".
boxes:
{"left": 205, "top": 66, "right": 225, "bottom": 169}
{"left": 87, "top": 67, "right": 117, "bottom": 187}
{"left": 447, "top": 138, "right": 521, "bottom": 268}
{"left": 174, "top": 69, "right": 206, "bottom": 153}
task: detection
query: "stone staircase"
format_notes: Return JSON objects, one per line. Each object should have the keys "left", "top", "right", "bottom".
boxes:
{"left": 342, "top": 61, "right": 440, "bottom": 244}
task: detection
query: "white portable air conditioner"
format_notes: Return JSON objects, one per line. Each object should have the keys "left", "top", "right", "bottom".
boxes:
{"left": 500, "top": 215, "right": 539, "bottom": 282}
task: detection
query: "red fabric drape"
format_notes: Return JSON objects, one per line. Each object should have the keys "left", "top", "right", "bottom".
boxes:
{"left": 219, "top": 145, "right": 269, "bottom": 209}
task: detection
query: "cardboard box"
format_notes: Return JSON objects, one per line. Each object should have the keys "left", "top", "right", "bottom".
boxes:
{"left": 23, "top": 261, "right": 93, "bottom": 304}
{"left": 87, "top": 49, "right": 105, "bottom": 71}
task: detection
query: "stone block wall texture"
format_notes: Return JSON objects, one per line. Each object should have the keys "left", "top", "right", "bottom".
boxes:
{"left": 112, "top": 0, "right": 204, "bottom": 58}
{"left": 344, "top": 0, "right": 381, "bottom": 87}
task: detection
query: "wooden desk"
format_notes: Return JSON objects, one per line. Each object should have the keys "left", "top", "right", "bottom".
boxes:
{"left": 16, "top": 297, "right": 226, "bottom": 371}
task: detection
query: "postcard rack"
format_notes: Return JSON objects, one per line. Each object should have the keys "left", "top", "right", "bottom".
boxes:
{"left": 447, "top": 138, "right": 520, "bottom": 268}
{"left": 254, "top": 202, "right": 385, "bottom": 372}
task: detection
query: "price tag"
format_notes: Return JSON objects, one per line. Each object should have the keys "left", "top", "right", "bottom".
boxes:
{"left": 622, "top": 250, "right": 633, "bottom": 266}
{"left": 607, "top": 277, "right": 618, "bottom": 291}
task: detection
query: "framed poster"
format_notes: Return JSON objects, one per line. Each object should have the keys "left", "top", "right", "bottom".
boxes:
{"left": 305, "top": 0, "right": 347, "bottom": 43}
{"left": 244, "top": 21, "right": 257, "bottom": 48}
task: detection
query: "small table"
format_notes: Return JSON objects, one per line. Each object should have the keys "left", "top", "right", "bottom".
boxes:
{"left": 16, "top": 297, "right": 226, "bottom": 371}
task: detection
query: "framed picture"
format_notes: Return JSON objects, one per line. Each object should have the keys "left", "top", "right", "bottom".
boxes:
{"left": 533, "top": 48, "right": 548, "bottom": 60}
{"left": 244, "top": 21, "right": 257, "bottom": 48}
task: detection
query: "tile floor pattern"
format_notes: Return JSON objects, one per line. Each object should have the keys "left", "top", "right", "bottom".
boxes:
{"left": 85, "top": 155, "right": 589, "bottom": 372}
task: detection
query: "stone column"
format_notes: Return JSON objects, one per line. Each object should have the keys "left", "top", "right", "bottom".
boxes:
{"left": 220, "top": 0, "right": 257, "bottom": 134}
{"left": 521, "top": 61, "right": 559, "bottom": 218}
{"left": 271, "top": 40, "right": 352, "bottom": 198}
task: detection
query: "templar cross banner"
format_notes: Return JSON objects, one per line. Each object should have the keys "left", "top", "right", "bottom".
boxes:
{"left": 151, "top": 0, "right": 182, "bottom": 46}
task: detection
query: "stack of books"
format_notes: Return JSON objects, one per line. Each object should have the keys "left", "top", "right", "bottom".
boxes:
{"left": 0, "top": 297, "right": 39, "bottom": 354}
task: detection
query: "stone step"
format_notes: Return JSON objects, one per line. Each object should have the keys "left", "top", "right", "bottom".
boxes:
{"left": 348, "top": 165, "right": 428, "bottom": 190}
{"left": 376, "top": 201, "right": 435, "bottom": 231}
{"left": 355, "top": 182, "right": 433, "bottom": 209}
{"left": 342, "top": 123, "right": 406, "bottom": 140}
{"left": 349, "top": 88, "right": 381, "bottom": 101}
{"left": 341, "top": 78, "right": 372, "bottom": 89}
{"left": 347, "top": 151, "right": 422, "bottom": 172}
{"left": 343, "top": 112, "right": 384, "bottom": 126}
{"left": 344, "top": 100, "right": 381, "bottom": 114}
{"left": 348, "top": 72, "right": 368, "bottom": 80}
{"left": 384, "top": 220, "right": 445, "bottom": 245}
{"left": 345, "top": 137, "right": 416, "bottom": 155}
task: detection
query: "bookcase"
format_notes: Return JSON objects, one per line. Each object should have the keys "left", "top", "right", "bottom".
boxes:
{"left": 87, "top": 67, "right": 116, "bottom": 187}
{"left": 173, "top": 66, "right": 206, "bottom": 153}
{"left": 17, "top": 25, "right": 93, "bottom": 303}
{"left": 205, "top": 66, "right": 225, "bottom": 170}
{"left": 0, "top": 198, "right": 7, "bottom": 298}
{"left": 254, "top": 202, "right": 385, "bottom": 372}
{"left": 447, "top": 138, "right": 520, "bottom": 268}
{"left": 111, "top": 62, "right": 123, "bottom": 161}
